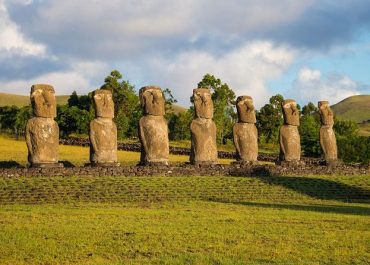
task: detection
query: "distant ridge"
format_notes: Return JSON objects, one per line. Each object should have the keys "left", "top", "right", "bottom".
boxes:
{"left": 331, "top": 95, "right": 370, "bottom": 123}
{"left": 0, "top": 92, "right": 69, "bottom": 107}
{"left": 331, "top": 95, "right": 370, "bottom": 136}
{"left": 0, "top": 92, "right": 187, "bottom": 114}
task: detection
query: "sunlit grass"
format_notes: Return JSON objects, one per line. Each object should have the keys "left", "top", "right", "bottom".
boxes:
{"left": 1, "top": 134, "right": 369, "bottom": 264}
{"left": 0, "top": 201, "right": 369, "bottom": 265}
{"left": 0, "top": 135, "right": 233, "bottom": 166}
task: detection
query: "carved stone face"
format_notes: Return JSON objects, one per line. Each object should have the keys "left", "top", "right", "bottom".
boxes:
{"left": 236, "top": 96, "right": 256, "bottom": 123}
{"left": 318, "top": 101, "right": 334, "bottom": 126}
{"left": 139, "top": 86, "right": 165, "bottom": 116}
{"left": 30, "top": 84, "right": 57, "bottom": 118}
{"left": 282, "top": 99, "right": 300, "bottom": 126}
{"left": 93, "top": 89, "right": 114, "bottom": 118}
{"left": 193, "top": 88, "right": 213, "bottom": 119}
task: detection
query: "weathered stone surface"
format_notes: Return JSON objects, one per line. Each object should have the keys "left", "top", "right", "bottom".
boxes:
{"left": 89, "top": 89, "right": 118, "bottom": 165}
{"left": 233, "top": 96, "right": 258, "bottom": 162}
{"left": 279, "top": 99, "right": 301, "bottom": 163}
{"left": 190, "top": 88, "right": 217, "bottom": 164}
{"left": 193, "top": 88, "right": 214, "bottom": 119}
{"left": 30, "top": 84, "right": 57, "bottom": 118}
{"left": 26, "top": 117, "right": 60, "bottom": 166}
{"left": 90, "top": 118, "right": 118, "bottom": 165}
{"left": 282, "top": 99, "right": 300, "bottom": 126}
{"left": 93, "top": 89, "right": 114, "bottom": 118}
{"left": 139, "top": 86, "right": 169, "bottom": 165}
{"left": 139, "top": 115, "right": 169, "bottom": 164}
{"left": 279, "top": 124, "right": 301, "bottom": 162}
{"left": 235, "top": 96, "right": 256, "bottom": 123}
{"left": 26, "top": 84, "right": 61, "bottom": 167}
{"left": 139, "top": 86, "right": 165, "bottom": 116}
{"left": 318, "top": 101, "right": 337, "bottom": 163}
{"left": 233, "top": 123, "right": 258, "bottom": 162}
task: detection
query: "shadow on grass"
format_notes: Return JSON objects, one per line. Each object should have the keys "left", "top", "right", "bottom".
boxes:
{"left": 256, "top": 175, "right": 370, "bottom": 202}
{"left": 0, "top": 161, "right": 23, "bottom": 168}
{"left": 60, "top": 161, "right": 75, "bottom": 168}
{"left": 229, "top": 201, "right": 370, "bottom": 216}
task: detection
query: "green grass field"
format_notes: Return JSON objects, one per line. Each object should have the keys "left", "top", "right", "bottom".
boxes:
{"left": 0, "top": 135, "right": 369, "bottom": 264}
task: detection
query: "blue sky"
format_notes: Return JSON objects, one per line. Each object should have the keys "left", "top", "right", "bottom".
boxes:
{"left": 0, "top": 0, "right": 370, "bottom": 108}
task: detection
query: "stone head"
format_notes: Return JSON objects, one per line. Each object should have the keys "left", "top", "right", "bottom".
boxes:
{"left": 282, "top": 99, "right": 300, "bottom": 126}
{"left": 139, "top": 86, "right": 165, "bottom": 116}
{"left": 93, "top": 89, "right": 114, "bottom": 118}
{"left": 30, "top": 84, "right": 57, "bottom": 118}
{"left": 236, "top": 96, "right": 256, "bottom": 123}
{"left": 192, "top": 88, "right": 213, "bottom": 119}
{"left": 318, "top": 101, "right": 334, "bottom": 126}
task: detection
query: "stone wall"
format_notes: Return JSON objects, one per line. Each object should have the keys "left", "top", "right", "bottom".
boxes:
{"left": 59, "top": 137, "right": 299, "bottom": 162}
{"left": 1, "top": 162, "right": 369, "bottom": 178}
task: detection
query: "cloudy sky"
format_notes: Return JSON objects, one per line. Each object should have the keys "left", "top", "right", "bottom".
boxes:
{"left": 1, "top": 0, "right": 370, "bottom": 107}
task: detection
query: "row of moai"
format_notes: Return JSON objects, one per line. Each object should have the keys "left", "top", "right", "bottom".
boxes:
{"left": 25, "top": 84, "right": 338, "bottom": 168}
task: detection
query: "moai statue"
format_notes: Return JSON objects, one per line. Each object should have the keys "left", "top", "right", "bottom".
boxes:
{"left": 26, "top": 84, "right": 62, "bottom": 167}
{"left": 279, "top": 99, "right": 302, "bottom": 165}
{"left": 318, "top": 101, "right": 338, "bottom": 165}
{"left": 89, "top": 89, "right": 118, "bottom": 166}
{"left": 233, "top": 96, "right": 258, "bottom": 164}
{"left": 139, "top": 86, "right": 169, "bottom": 165}
{"left": 190, "top": 88, "right": 217, "bottom": 165}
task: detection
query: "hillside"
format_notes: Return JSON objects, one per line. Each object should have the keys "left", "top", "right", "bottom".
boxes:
{"left": 331, "top": 95, "right": 370, "bottom": 123}
{"left": 0, "top": 93, "right": 69, "bottom": 107}
{"left": 0, "top": 92, "right": 187, "bottom": 113}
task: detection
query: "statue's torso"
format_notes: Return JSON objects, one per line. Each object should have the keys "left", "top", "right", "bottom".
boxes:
{"left": 89, "top": 118, "right": 117, "bottom": 163}
{"left": 190, "top": 118, "right": 217, "bottom": 163}
{"left": 280, "top": 125, "right": 301, "bottom": 161}
{"left": 233, "top": 122, "right": 258, "bottom": 161}
{"left": 320, "top": 126, "right": 337, "bottom": 161}
{"left": 139, "top": 115, "right": 169, "bottom": 163}
{"left": 26, "top": 117, "right": 59, "bottom": 163}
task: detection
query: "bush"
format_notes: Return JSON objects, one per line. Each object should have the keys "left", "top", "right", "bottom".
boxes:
{"left": 337, "top": 135, "right": 370, "bottom": 163}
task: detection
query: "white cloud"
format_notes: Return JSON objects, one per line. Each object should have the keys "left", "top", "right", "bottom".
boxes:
{"left": 0, "top": 0, "right": 46, "bottom": 56}
{"left": 11, "top": 0, "right": 312, "bottom": 59}
{"left": 290, "top": 67, "right": 361, "bottom": 105}
{"left": 140, "top": 40, "right": 296, "bottom": 108}
{"left": 0, "top": 60, "right": 109, "bottom": 95}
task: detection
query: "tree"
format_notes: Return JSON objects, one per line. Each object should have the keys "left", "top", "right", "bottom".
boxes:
{"left": 334, "top": 119, "right": 359, "bottom": 137}
{"left": 299, "top": 102, "right": 321, "bottom": 157}
{"left": 68, "top": 91, "right": 79, "bottom": 107}
{"left": 101, "top": 70, "right": 141, "bottom": 138}
{"left": 68, "top": 91, "right": 91, "bottom": 111}
{"left": 302, "top": 102, "right": 317, "bottom": 116}
{"left": 197, "top": 74, "right": 236, "bottom": 145}
{"left": 256, "top": 94, "right": 284, "bottom": 143}
{"left": 168, "top": 110, "right": 193, "bottom": 140}
{"left": 15, "top": 105, "right": 32, "bottom": 138}
{"left": 163, "top": 88, "right": 178, "bottom": 114}
{"left": 0, "top": 106, "right": 19, "bottom": 133}
{"left": 57, "top": 105, "right": 92, "bottom": 137}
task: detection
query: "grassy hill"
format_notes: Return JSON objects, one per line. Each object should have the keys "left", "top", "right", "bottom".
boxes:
{"left": 0, "top": 93, "right": 69, "bottom": 107}
{"left": 170, "top": 104, "right": 187, "bottom": 113}
{"left": 331, "top": 95, "right": 370, "bottom": 136}
{"left": 0, "top": 92, "right": 187, "bottom": 112}
{"left": 331, "top": 95, "right": 370, "bottom": 123}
